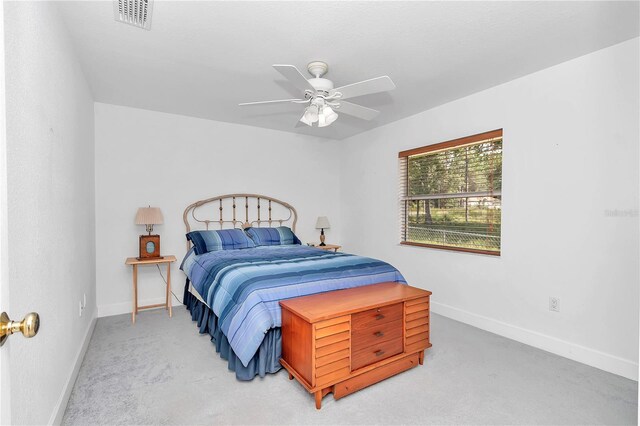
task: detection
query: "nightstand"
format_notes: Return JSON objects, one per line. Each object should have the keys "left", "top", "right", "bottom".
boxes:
{"left": 125, "top": 255, "right": 176, "bottom": 324}
{"left": 310, "top": 244, "right": 341, "bottom": 252}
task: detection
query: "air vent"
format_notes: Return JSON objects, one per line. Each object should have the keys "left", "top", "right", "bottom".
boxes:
{"left": 113, "top": 0, "right": 154, "bottom": 30}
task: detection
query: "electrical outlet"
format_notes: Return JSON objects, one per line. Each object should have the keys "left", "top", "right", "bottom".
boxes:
{"left": 549, "top": 297, "right": 560, "bottom": 312}
{"left": 78, "top": 300, "right": 83, "bottom": 317}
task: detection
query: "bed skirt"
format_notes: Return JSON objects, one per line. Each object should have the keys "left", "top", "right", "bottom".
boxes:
{"left": 183, "top": 279, "right": 283, "bottom": 381}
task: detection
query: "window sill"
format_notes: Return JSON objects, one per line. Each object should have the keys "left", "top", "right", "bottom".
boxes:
{"left": 399, "top": 241, "right": 500, "bottom": 257}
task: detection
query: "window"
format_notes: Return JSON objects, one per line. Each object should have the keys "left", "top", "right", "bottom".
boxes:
{"left": 399, "top": 129, "right": 503, "bottom": 255}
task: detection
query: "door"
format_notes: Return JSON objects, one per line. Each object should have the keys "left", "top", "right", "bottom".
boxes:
{"left": 0, "top": 2, "right": 11, "bottom": 425}
{"left": 0, "top": 2, "right": 10, "bottom": 423}
{"left": 0, "top": 7, "right": 41, "bottom": 421}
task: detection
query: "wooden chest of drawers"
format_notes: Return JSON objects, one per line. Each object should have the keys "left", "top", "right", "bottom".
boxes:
{"left": 280, "top": 282, "right": 431, "bottom": 409}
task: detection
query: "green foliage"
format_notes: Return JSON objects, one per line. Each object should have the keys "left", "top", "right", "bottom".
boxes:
{"left": 408, "top": 140, "right": 502, "bottom": 196}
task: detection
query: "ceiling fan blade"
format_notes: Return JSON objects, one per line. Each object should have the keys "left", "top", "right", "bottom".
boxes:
{"left": 239, "top": 99, "right": 304, "bottom": 106}
{"left": 273, "top": 65, "right": 316, "bottom": 92}
{"left": 336, "top": 101, "right": 380, "bottom": 121}
{"left": 334, "top": 76, "right": 396, "bottom": 100}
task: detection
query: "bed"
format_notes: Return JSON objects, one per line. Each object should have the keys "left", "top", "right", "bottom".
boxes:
{"left": 180, "top": 194, "right": 406, "bottom": 380}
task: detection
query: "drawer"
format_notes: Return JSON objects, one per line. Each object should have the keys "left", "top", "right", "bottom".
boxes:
{"left": 333, "top": 352, "right": 420, "bottom": 400}
{"left": 351, "top": 303, "right": 403, "bottom": 331}
{"left": 351, "top": 337, "right": 403, "bottom": 371}
{"left": 351, "top": 319, "right": 402, "bottom": 353}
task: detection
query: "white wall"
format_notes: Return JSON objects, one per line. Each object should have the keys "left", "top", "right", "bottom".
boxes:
{"left": 94, "top": 103, "right": 342, "bottom": 316}
{"left": 4, "top": 2, "right": 96, "bottom": 424}
{"left": 340, "top": 38, "right": 640, "bottom": 379}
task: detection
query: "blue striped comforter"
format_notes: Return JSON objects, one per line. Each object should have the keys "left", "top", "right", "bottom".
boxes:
{"left": 181, "top": 245, "right": 406, "bottom": 366}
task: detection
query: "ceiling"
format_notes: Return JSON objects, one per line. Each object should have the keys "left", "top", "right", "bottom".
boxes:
{"left": 56, "top": 1, "right": 639, "bottom": 140}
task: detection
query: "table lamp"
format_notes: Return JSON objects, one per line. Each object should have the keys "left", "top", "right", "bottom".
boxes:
{"left": 135, "top": 206, "right": 164, "bottom": 259}
{"left": 315, "top": 216, "right": 330, "bottom": 246}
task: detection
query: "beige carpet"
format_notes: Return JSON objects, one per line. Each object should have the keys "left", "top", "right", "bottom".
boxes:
{"left": 62, "top": 308, "right": 637, "bottom": 425}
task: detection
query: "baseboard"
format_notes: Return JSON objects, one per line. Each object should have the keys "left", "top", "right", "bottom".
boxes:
{"left": 48, "top": 313, "right": 97, "bottom": 425}
{"left": 430, "top": 301, "right": 638, "bottom": 381}
{"left": 98, "top": 297, "right": 182, "bottom": 318}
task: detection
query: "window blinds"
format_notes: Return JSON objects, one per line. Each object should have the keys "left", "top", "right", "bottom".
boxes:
{"left": 398, "top": 129, "right": 503, "bottom": 255}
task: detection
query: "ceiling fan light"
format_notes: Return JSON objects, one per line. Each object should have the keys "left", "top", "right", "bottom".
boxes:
{"left": 318, "top": 112, "right": 327, "bottom": 128}
{"left": 323, "top": 106, "right": 338, "bottom": 125}
{"left": 303, "top": 105, "right": 319, "bottom": 124}
{"left": 299, "top": 113, "right": 313, "bottom": 126}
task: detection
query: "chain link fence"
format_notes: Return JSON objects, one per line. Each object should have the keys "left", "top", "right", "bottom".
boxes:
{"left": 407, "top": 226, "right": 500, "bottom": 251}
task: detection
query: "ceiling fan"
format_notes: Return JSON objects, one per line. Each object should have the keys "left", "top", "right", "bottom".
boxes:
{"left": 239, "top": 61, "right": 396, "bottom": 128}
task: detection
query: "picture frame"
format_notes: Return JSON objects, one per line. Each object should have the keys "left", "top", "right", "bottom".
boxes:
{"left": 138, "top": 234, "right": 162, "bottom": 260}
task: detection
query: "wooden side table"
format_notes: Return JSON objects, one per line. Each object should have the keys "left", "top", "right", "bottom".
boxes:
{"left": 125, "top": 255, "right": 176, "bottom": 324}
{"left": 310, "top": 244, "right": 341, "bottom": 252}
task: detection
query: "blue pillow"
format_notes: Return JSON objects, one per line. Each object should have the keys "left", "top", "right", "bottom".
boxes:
{"left": 245, "top": 226, "right": 301, "bottom": 246}
{"left": 186, "top": 229, "right": 256, "bottom": 255}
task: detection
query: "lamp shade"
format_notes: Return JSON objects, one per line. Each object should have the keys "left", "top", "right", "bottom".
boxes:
{"left": 324, "top": 106, "right": 338, "bottom": 125}
{"left": 318, "top": 106, "right": 338, "bottom": 128}
{"left": 135, "top": 207, "right": 164, "bottom": 225}
{"left": 299, "top": 111, "right": 314, "bottom": 126}
{"left": 315, "top": 216, "right": 330, "bottom": 229}
{"left": 317, "top": 110, "right": 327, "bottom": 128}
{"left": 302, "top": 105, "right": 319, "bottom": 125}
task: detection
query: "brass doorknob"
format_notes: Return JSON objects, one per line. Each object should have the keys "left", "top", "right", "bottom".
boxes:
{"left": 0, "top": 312, "right": 40, "bottom": 346}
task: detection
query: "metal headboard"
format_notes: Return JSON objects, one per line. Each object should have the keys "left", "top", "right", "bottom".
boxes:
{"left": 183, "top": 193, "right": 298, "bottom": 250}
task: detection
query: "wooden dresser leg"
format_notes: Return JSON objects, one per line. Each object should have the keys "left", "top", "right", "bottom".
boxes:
{"left": 419, "top": 350, "right": 425, "bottom": 365}
{"left": 315, "top": 390, "right": 322, "bottom": 409}
{"left": 288, "top": 372, "right": 293, "bottom": 380}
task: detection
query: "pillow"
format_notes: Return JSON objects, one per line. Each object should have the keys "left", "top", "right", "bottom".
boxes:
{"left": 245, "top": 226, "right": 301, "bottom": 246}
{"left": 186, "top": 229, "right": 256, "bottom": 255}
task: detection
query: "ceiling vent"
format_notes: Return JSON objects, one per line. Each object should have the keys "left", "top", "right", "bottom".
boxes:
{"left": 113, "top": 0, "right": 154, "bottom": 30}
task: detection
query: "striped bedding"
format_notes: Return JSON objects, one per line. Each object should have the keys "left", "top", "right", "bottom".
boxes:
{"left": 181, "top": 245, "right": 406, "bottom": 366}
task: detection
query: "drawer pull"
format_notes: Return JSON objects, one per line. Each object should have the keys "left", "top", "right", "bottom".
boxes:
{"left": 375, "top": 314, "right": 385, "bottom": 320}
{"left": 374, "top": 331, "right": 384, "bottom": 337}
{"left": 374, "top": 349, "right": 385, "bottom": 357}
